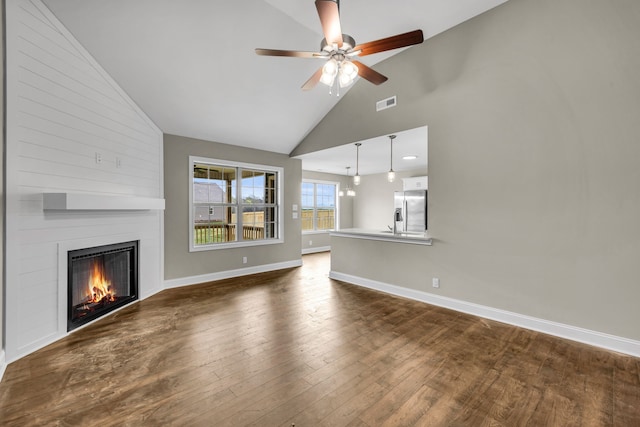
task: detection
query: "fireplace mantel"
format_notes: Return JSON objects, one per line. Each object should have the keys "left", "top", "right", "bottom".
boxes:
{"left": 43, "top": 193, "right": 165, "bottom": 211}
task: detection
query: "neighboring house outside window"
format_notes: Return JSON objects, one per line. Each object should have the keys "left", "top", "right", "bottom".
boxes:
{"left": 301, "top": 180, "right": 338, "bottom": 232}
{"left": 190, "top": 156, "right": 283, "bottom": 251}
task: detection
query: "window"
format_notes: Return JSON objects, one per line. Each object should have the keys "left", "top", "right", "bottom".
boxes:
{"left": 301, "top": 180, "right": 338, "bottom": 232}
{"left": 190, "top": 156, "right": 283, "bottom": 251}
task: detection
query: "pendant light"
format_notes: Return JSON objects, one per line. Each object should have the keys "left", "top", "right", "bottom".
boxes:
{"left": 387, "top": 135, "right": 396, "bottom": 183}
{"left": 353, "top": 143, "right": 362, "bottom": 186}
{"left": 339, "top": 167, "right": 356, "bottom": 197}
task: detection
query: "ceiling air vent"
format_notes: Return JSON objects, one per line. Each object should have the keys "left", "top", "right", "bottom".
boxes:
{"left": 376, "top": 95, "right": 397, "bottom": 112}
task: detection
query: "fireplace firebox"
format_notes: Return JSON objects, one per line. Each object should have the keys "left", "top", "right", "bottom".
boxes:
{"left": 67, "top": 240, "right": 139, "bottom": 331}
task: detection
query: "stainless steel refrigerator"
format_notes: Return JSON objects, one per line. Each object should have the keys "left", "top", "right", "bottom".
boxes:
{"left": 394, "top": 190, "right": 428, "bottom": 232}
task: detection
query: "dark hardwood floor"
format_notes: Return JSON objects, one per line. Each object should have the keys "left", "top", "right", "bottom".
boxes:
{"left": 1, "top": 252, "right": 639, "bottom": 426}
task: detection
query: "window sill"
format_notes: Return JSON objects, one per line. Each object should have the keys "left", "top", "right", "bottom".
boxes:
{"left": 302, "top": 230, "right": 333, "bottom": 235}
{"left": 190, "top": 238, "right": 283, "bottom": 252}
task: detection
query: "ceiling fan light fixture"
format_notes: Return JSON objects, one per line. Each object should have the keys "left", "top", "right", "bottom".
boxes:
{"left": 338, "top": 71, "right": 353, "bottom": 88}
{"left": 338, "top": 60, "right": 358, "bottom": 88}
{"left": 320, "top": 58, "right": 339, "bottom": 86}
{"left": 323, "top": 58, "right": 338, "bottom": 76}
{"left": 342, "top": 59, "right": 358, "bottom": 77}
{"left": 320, "top": 73, "right": 336, "bottom": 87}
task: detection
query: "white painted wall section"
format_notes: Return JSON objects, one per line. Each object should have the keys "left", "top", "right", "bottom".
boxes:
{"left": 4, "top": 0, "right": 164, "bottom": 362}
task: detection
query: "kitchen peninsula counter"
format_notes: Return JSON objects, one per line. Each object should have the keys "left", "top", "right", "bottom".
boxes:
{"left": 330, "top": 228, "right": 432, "bottom": 246}
{"left": 329, "top": 229, "right": 434, "bottom": 299}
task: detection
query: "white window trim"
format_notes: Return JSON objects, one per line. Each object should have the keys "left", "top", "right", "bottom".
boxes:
{"left": 301, "top": 179, "right": 340, "bottom": 234}
{"left": 189, "top": 156, "right": 284, "bottom": 252}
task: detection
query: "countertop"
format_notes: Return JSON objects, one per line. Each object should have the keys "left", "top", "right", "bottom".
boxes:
{"left": 330, "top": 228, "right": 433, "bottom": 246}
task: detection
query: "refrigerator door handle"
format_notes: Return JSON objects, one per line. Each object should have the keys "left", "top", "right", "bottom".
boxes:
{"left": 403, "top": 200, "right": 408, "bottom": 232}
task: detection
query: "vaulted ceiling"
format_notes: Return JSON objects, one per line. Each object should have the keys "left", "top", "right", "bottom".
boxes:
{"left": 42, "top": 0, "right": 508, "bottom": 155}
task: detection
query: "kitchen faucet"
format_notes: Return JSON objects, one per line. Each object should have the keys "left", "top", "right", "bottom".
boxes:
{"left": 393, "top": 208, "right": 403, "bottom": 234}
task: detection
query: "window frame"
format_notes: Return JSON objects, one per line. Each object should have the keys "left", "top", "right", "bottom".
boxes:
{"left": 189, "top": 156, "right": 284, "bottom": 252}
{"left": 301, "top": 179, "right": 340, "bottom": 234}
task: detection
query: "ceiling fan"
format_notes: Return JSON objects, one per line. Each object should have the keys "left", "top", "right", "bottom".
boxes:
{"left": 255, "top": 0, "right": 424, "bottom": 93}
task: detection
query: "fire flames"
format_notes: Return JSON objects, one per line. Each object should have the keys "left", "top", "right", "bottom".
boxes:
{"left": 86, "top": 261, "right": 115, "bottom": 303}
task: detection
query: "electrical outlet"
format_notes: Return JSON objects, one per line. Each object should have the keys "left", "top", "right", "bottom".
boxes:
{"left": 242, "top": 256, "right": 247, "bottom": 264}
{"left": 309, "top": 240, "right": 312, "bottom": 246}
{"left": 95, "top": 152, "right": 102, "bottom": 164}
{"left": 116, "top": 157, "right": 122, "bottom": 168}
{"left": 432, "top": 278, "right": 440, "bottom": 288}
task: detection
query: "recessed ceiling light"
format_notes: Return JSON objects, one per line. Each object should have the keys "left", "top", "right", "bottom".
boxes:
{"left": 402, "top": 155, "right": 418, "bottom": 160}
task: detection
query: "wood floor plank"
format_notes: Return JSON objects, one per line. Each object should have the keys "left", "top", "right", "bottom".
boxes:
{"left": 282, "top": 359, "right": 393, "bottom": 426}
{"left": 359, "top": 367, "right": 430, "bottom": 426}
{"left": 1, "top": 252, "right": 639, "bottom": 426}
{"left": 250, "top": 359, "right": 378, "bottom": 426}
{"left": 380, "top": 384, "right": 440, "bottom": 427}
{"left": 318, "top": 381, "right": 388, "bottom": 427}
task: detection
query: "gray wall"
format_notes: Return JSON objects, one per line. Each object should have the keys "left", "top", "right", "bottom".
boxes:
{"left": 301, "top": 170, "right": 354, "bottom": 253}
{"left": 164, "top": 134, "right": 302, "bottom": 280}
{"left": 292, "top": 0, "right": 640, "bottom": 341}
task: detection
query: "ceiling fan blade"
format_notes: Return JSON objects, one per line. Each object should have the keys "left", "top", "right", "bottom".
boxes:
{"left": 352, "top": 61, "right": 388, "bottom": 85}
{"left": 316, "top": 0, "right": 343, "bottom": 47}
{"left": 255, "top": 48, "right": 325, "bottom": 58}
{"left": 302, "top": 67, "right": 324, "bottom": 91}
{"left": 353, "top": 29, "right": 424, "bottom": 57}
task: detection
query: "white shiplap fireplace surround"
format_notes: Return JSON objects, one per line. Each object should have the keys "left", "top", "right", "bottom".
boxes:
{"left": 4, "top": 0, "right": 165, "bottom": 363}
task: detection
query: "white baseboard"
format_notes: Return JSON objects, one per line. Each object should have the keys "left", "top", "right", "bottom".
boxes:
{"left": 302, "top": 246, "right": 331, "bottom": 255}
{"left": 0, "top": 350, "right": 7, "bottom": 383}
{"left": 330, "top": 271, "right": 640, "bottom": 358}
{"left": 164, "top": 259, "right": 303, "bottom": 289}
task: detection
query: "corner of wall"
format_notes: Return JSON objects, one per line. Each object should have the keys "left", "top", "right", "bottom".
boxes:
{"left": 0, "top": 350, "right": 6, "bottom": 383}
{"left": 1, "top": 0, "right": 6, "bottom": 374}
